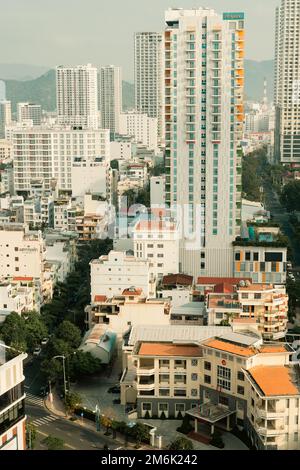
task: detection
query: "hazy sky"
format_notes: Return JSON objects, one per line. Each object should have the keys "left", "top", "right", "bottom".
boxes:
{"left": 1, "top": 0, "right": 279, "bottom": 80}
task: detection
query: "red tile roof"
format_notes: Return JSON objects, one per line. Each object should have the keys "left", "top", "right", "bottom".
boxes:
{"left": 162, "top": 274, "right": 193, "bottom": 287}
{"left": 213, "top": 282, "right": 236, "bottom": 294}
{"left": 122, "top": 288, "right": 143, "bottom": 296}
{"left": 197, "top": 277, "right": 252, "bottom": 285}
{"left": 94, "top": 295, "right": 107, "bottom": 303}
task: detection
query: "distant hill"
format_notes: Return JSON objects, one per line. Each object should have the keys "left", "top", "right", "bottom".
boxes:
{"left": 244, "top": 59, "right": 274, "bottom": 102}
{"left": 2, "top": 60, "right": 275, "bottom": 113}
{"left": 3, "top": 69, "right": 135, "bottom": 113}
{"left": 0, "top": 63, "right": 50, "bottom": 81}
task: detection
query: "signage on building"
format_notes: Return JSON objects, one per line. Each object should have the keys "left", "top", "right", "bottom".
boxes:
{"left": 221, "top": 360, "right": 227, "bottom": 366}
{"left": 223, "top": 12, "right": 245, "bottom": 20}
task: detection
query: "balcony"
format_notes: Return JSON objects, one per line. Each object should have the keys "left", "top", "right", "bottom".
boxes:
{"left": 256, "top": 407, "right": 285, "bottom": 419}
{"left": 256, "top": 425, "right": 285, "bottom": 437}
{"left": 137, "top": 366, "right": 155, "bottom": 376}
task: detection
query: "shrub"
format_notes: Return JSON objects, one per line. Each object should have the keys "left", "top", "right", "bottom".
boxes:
{"left": 210, "top": 431, "right": 225, "bottom": 449}
{"left": 176, "top": 415, "right": 193, "bottom": 435}
{"left": 144, "top": 410, "right": 150, "bottom": 419}
{"left": 160, "top": 411, "right": 166, "bottom": 420}
{"left": 169, "top": 437, "right": 194, "bottom": 450}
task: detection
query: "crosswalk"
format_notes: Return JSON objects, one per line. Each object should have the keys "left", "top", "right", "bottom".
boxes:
{"left": 25, "top": 392, "right": 45, "bottom": 407}
{"left": 30, "top": 415, "right": 59, "bottom": 428}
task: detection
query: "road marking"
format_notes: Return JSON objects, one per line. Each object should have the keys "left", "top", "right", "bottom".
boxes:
{"left": 36, "top": 430, "right": 76, "bottom": 450}
{"left": 30, "top": 415, "right": 58, "bottom": 427}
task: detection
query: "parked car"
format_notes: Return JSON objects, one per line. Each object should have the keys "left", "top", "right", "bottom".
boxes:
{"left": 107, "top": 385, "right": 120, "bottom": 394}
{"left": 33, "top": 347, "right": 41, "bottom": 356}
{"left": 41, "top": 337, "right": 49, "bottom": 346}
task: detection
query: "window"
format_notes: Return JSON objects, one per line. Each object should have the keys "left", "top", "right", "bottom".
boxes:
{"left": 253, "top": 252, "right": 259, "bottom": 261}
{"left": 191, "top": 359, "right": 198, "bottom": 366}
{"left": 157, "top": 254, "right": 164, "bottom": 258}
{"left": 235, "top": 252, "right": 240, "bottom": 261}
{"left": 191, "top": 373, "right": 198, "bottom": 381}
{"left": 174, "top": 389, "right": 186, "bottom": 397}
{"left": 245, "top": 252, "right": 251, "bottom": 261}
{"left": 219, "top": 396, "right": 229, "bottom": 406}
{"left": 237, "top": 371, "right": 244, "bottom": 381}
{"left": 191, "top": 389, "right": 198, "bottom": 397}
{"left": 254, "top": 293, "right": 261, "bottom": 300}
{"left": 175, "top": 404, "right": 185, "bottom": 412}
{"left": 159, "top": 403, "right": 168, "bottom": 411}
{"left": 294, "top": 432, "right": 298, "bottom": 442}
{"left": 237, "top": 386, "right": 244, "bottom": 395}
{"left": 217, "top": 366, "right": 231, "bottom": 391}
{"left": 204, "top": 375, "right": 211, "bottom": 384}
{"left": 204, "top": 361, "right": 211, "bottom": 371}
{"left": 142, "top": 403, "right": 151, "bottom": 411}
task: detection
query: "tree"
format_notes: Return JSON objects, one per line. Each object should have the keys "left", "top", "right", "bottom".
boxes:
{"left": 69, "top": 350, "right": 102, "bottom": 378}
{"left": 169, "top": 437, "right": 194, "bottom": 450}
{"left": 280, "top": 181, "right": 300, "bottom": 212}
{"left": 110, "top": 160, "right": 119, "bottom": 170}
{"left": 176, "top": 414, "right": 193, "bottom": 435}
{"left": 26, "top": 423, "right": 37, "bottom": 450}
{"left": 65, "top": 392, "right": 82, "bottom": 413}
{"left": 128, "top": 423, "right": 150, "bottom": 445}
{"left": 101, "top": 415, "right": 113, "bottom": 435}
{"left": 43, "top": 435, "right": 65, "bottom": 450}
{"left": 24, "top": 311, "right": 48, "bottom": 352}
{"left": 0, "top": 312, "right": 27, "bottom": 351}
{"left": 55, "top": 321, "right": 81, "bottom": 348}
{"left": 40, "top": 357, "right": 63, "bottom": 383}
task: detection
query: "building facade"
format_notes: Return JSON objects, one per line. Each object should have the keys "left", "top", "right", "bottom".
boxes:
{"left": 100, "top": 65, "right": 122, "bottom": 135}
{"left": 134, "top": 32, "right": 164, "bottom": 141}
{"left": 119, "top": 111, "right": 158, "bottom": 150}
{"left": 274, "top": 0, "right": 300, "bottom": 164}
{"left": 164, "top": 8, "right": 244, "bottom": 279}
{"left": 17, "top": 103, "right": 42, "bottom": 126}
{"left": 56, "top": 64, "right": 98, "bottom": 129}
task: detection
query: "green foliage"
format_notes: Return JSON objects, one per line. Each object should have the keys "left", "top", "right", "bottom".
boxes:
{"left": 65, "top": 392, "right": 82, "bottom": 413}
{"left": 280, "top": 181, "right": 300, "bottom": 212}
{"left": 176, "top": 415, "right": 193, "bottom": 435}
{"left": 42, "top": 435, "right": 65, "bottom": 450}
{"left": 242, "top": 148, "right": 269, "bottom": 202}
{"left": 144, "top": 410, "right": 150, "bottom": 419}
{"left": 23, "top": 311, "right": 48, "bottom": 351}
{"left": 210, "top": 430, "right": 225, "bottom": 449}
{"left": 149, "top": 162, "right": 165, "bottom": 177}
{"left": 26, "top": 422, "right": 37, "bottom": 450}
{"left": 286, "top": 278, "right": 300, "bottom": 321}
{"left": 110, "top": 160, "right": 119, "bottom": 170}
{"left": 169, "top": 437, "right": 194, "bottom": 450}
{"left": 55, "top": 321, "right": 81, "bottom": 349}
{"left": 127, "top": 423, "right": 150, "bottom": 444}
{"left": 69, "top": 350, "right": 102, "bottom": 378}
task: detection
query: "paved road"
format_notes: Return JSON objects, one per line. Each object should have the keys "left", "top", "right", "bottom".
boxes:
{"left": 25, "top": 394, "right": 121, "bottom": 450}
{"left": 263, "top": 181, "right": 300, "bottom": 266}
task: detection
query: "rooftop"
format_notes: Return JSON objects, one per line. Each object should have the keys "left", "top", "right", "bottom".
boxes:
{"left": 134, "top": 220, "right": 177, "bottom": 232}
{"left": 197, "top": 277, "right": 251, "bottom": 286}
{"left": 162, "top": 273, "right": 193, "bottom": 287}
{"left": 247, "top": 366, "right": 300, "bottom": 397}
{"left": 138, "top": 342, "right": 203, "bottom": 357}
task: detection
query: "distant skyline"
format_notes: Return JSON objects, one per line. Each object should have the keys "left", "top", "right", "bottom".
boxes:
{"left": 1, "top": 0, "right": 279, "bottom": 80}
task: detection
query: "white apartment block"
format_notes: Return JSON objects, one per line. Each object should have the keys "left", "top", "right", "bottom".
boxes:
{"left": 275, "top": 0, "right": 300, "bottom": 164}
{"left": 164, "top": 9, "right": 244, "bottom": 279}
{"left": 71, "top": 159, "right": 108, "bottom": 198}
{"left": 134, "top": 32, "right": 164, "bottom": 141}
{"left": 90, "top": 250, "right": 156, "bottom": 300}
{"left": 119, "top": 111, "right": 158, "bottom": 150}
{"left": 0, "top": 139, "right": 13, "bottom": 163}
{"left": 133, "top": 220, "right": 179, "bottom": 280}
{"left": 17, "top": 102, "right": 42, "bottom": 126}
{"left": 0, "top": 281, "right": 35, "bottom": 323}
{"left": 0, "top": 346, "right": 27, "bottom": 450}
{"left": 110, "top": 141, "right": 134, "bottom": 161}
{"left": 56, "top": 64, "right": 99, "bottom": 129}
{"left": 45, "top": 231, "right": 78, "bottom": 283}
{"left": 0, "top": 224, "right": 45, "bottom": 280}
{"left": 100, "top": 65, "right": 122, "bottom": 134}
{"left": 150, "top": 175, "right": 166, "bottom": 207}
{"left": 8, "top": 125, "right": 110, "bottom": 193}
{"left": 0, "top": 101, "right": 12, "bottom": 139}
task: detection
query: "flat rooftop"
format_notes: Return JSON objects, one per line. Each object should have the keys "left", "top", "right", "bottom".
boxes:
{"left": 138, "top": 342, "right": 203, "bottom": 358}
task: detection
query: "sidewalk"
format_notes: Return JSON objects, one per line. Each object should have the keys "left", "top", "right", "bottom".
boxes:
{"left": 44, "top": 390, "right": 154, "bottom": 450}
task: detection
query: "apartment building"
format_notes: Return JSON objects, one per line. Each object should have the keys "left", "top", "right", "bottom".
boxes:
{"left": 71, "top": 159, "right": 108, "bottom": 198}
{"left": 274, "top": 0, "right": 300, "bottom": 164}
{"left": 17, "top": 103, "right": 42, "bottom": 126}
{"left": 150, "top": 176, "right": 166, "bottom": 207}
{"left": 187, "top": 332, "right": 300, "bottom": 450}
{"left": 233, "top": 243, "right": 287, "bottom": 284}
{"left": 134, "top": 32, "right": 164, "bottom": 141}
{"left": 0, "top": 101, "right": 12, "bottom": 139}
{"left": 56, "top": 64, "right": 98, "bottom": 129}
{"left": 90, "top": 250, "right": 156, "bottom": 301}
{"left": 119, "top": 111, "right": 158, "bottom": 150}
{"left": 0, "top": 139, "right": 12, "bottom": 163}
{"left": 100, "top": 65, "right": 122, "bottom": 134}
{"left": 164, "top": 8, "right": 244, "bottom": 279}
{"left": 133, "top": 220, "right": 179, "bottom": 280}
{"left": 0, "top": 344, "right": 27, "bottom": 450}
{"left": 206, "top": 282, "right": 288, "bottom": 340}
{"left": 8, "top": 125, "right": 110, "bottom": 193}
{"left": 85, "top": 289, "right": 170, "bottom": 334}
{"left": 0, "top": 281, "right": 34, "bottom": 323}
{"left": 44, "top": 230, "right": 78, "bottom": 283}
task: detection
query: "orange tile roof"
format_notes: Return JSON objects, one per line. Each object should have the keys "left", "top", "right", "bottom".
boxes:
{"left": 248, "top": 366, "right": 299, "bottom": 396}
{"left": 122, "top": 288, "right": 143, "bottom": 296}
{"left": 94, "top": 295, "right": 107, "bottom": 302}
{"left": 13, "top": 277, "right": 34, "bottom": 282}
{"left": 203, "top": 338, "right": 256, "bottom": 357}
{"left": 138, "top": 342, "right": 203, "bottom": 357}
{"left": 197, "top": 277, "right": 251, "bottom": 285}
{"left": 259, "top": 345, "right": 288, "bottom": 354}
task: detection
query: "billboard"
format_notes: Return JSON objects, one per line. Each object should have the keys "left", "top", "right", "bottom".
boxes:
{"left": 223, "top": 12, "right": 245, "bottom": 20}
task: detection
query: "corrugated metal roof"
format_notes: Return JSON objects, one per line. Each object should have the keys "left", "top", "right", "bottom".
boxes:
{"left": 128, "top": 325, "right": 231, "bottom": 346}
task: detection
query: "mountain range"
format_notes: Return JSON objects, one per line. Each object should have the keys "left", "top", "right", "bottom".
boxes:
{"left": 1, "top": 60, "right": 274, "bottom": 113}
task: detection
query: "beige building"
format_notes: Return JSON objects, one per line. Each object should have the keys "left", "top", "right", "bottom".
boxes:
{"left": 0, "top": 344, "right": 27, "bottom": 450}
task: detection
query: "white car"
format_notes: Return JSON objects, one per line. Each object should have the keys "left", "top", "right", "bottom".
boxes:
{"left": 41, "top": 337, "right": 49, "bottom": 346}
{"left": 33, "top": 347, "right": 42, "bottom": 356}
